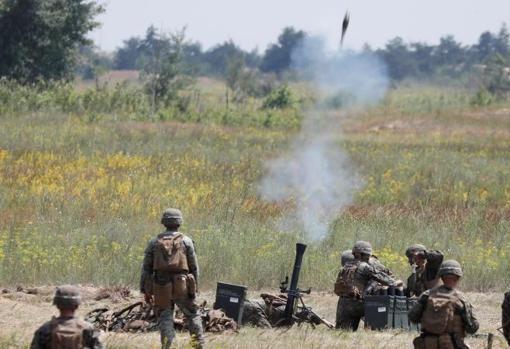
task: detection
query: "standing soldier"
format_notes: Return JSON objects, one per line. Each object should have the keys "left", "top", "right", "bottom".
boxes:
{"left": 409, "top": 260, "right": 479, "bottom": 349}
{"left": 334, "top": 241, "right": 397, "bottom": 331}
{"left": 405, "top": 244, "right": 444, "bottom": 297}
{"left": 30, "top": 285, "right": 103, "bottom": 349}
{"left": 503, "top": 291, "right": 510, "bottom": 345}
{"left": 334, "top": 250, "right": 355, "bottom": 328}
{"left": 140, "top": 208, "right": 204, "bottom": 349}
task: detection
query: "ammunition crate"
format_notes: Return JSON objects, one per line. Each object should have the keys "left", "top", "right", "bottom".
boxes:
{"left": 407, "top": 298, "right": 421, "bottom": 331}
{"left": 393, "top": 296, "right": 410, "bottom": 329}
{"left": 214, "top": 282, "right": 248, "bottom": 324}
{"left": 364, "top": 295, "right": 395, "bottom": 330}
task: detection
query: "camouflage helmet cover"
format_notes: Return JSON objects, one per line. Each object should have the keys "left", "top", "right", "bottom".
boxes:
{"left": 161, "top": 208, "right": 183, "bottom": 226}
{"left": 405, "top": 244, "right": 427, "bottom": 257}
{"left": 352, "top": 241, "right": 373, "bottom": 255}
{"left": 438, "top": 259, "right": 463, "bottom": 277}
{"left": 53, "top": 285, "right": 81, "bottom": 308}
{"left": 341, "top": 250, "right": 355, "bottom": 266}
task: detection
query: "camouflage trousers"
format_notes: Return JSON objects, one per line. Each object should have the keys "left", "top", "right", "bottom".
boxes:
{"left": 158, "top": 299, "right": 204, "bottom": 349}
{"left": 336, "top": 297, "right": 364, "bottom": 331}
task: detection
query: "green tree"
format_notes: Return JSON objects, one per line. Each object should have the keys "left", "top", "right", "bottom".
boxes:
{"left": 114, "top": 37, "right": 143, "bottom": 70}
{"left": 483, "top": 54, "right": 510, "bottom": 97}
{"left": 139, "top": 27, "right": 192, "bottom": 113}
{"left": 204, "top": 40, "right": 245, "bottom": 76}
{"left": 260, "top": 27, "right": 306, "bottom": 74}
{"left": 378, "top": 37, "right": 417, "bottom": 80}
{"left": 0, "top": 0, "right": 103, "bottom": 83}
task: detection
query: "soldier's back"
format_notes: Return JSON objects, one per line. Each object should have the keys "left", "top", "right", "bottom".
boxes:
{"left": 31, "top": 316, "right": 102, "bottom": 349}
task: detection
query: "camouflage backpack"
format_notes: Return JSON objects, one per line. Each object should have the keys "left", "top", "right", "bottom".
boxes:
{"left": 153, "top": 233, "right": 189, "bottom": 273}
{"left": 421, "top": 289, "right": 459, "bottom": 335}
{"left": 50, "top": 317, "right": 85, "bottom": 349}
{"left": 334, "top": 262, "right": 362, "bottom": 298}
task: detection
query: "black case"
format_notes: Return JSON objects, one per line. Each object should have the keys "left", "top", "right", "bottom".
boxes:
{"left": 213, "top": 282, "right": 248, "bottom": 324}
{"left": 364, "top": 295, "right": 395, "bottom": 329}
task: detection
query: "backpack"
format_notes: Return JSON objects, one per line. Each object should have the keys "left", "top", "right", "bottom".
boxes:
{"left": 50, "top": 317, "right": 84, "bottom": 349}
{"left": 334, "top": 262, "right": 362, "bottom": 298}
{"left": 421, "top": 289, "right": 457, "bottom": 335}
{"left": 153, "top": 233, "right": 189, "bottom": 273}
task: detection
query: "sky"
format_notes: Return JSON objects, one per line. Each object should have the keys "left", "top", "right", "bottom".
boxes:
{"left": 90, "top": 0, "right": 510, "bottom": 53}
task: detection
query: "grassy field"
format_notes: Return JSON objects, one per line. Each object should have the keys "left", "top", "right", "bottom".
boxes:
{"left": 0, "top": 80, "right": 510, "bottom": 294}
{"left": 0, "top": 287, "right": 506, "bottom": 348}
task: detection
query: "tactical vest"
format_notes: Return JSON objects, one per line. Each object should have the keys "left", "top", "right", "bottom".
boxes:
{"left": 50, "top": 317, "right": 85, "bottom": 349}
{"left": 153, "top": 233, "right": 189, "bottom": 274}
{"left": 334, "top": 262, "right": 365, "bottom": 299}
{"left": 421, "top": 288, "right": 464, "bottom": 336}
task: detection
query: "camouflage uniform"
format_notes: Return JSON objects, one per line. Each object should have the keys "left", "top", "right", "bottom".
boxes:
{"left": 30, "top": 318, "right": 103, "bottom": 349}
{"left": 242, "top": 293, "right": 288, "bottom": 328}
{"left": 141, "top": 209, "right": 204, "bottom": 349}
{"left": 335, "top": 241, "right": 397, "bottom": 331}
{"left": 408, "top": 260, "right": 479, "bottom": 349}
{"left": 30, "top": 285, "right": 103, "bottom": 349}
{"left": 406, "top": 246, "right": 444, "bottom": 297}
{"left": 503, "top": 291, "right": 510, "bottom": 346}
{"left": 336, "top": 260, "right": 397, "bottom": 330}
{"left": 242, "top": 300, "right": 272, "bottom": 328}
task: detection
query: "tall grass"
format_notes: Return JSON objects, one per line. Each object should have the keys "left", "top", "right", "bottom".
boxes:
{"left": 0, "top": 81, "right": 509, "bottom": 291}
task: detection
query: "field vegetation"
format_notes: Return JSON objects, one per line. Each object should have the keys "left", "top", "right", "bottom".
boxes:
{"left": 1, "top": 79, "right": 510, "bottom": 293}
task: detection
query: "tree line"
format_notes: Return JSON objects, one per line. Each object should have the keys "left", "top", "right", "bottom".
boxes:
{"left": 1, "top": 0, "right": 509, "bottom": 97}
{"left": 111, "top": 25, "right": 510, "bottom": 81}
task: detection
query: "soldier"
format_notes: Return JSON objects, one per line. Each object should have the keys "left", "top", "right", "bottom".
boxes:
{"left": 503, "top": 291, "right": 510, "bottom": 345}
{"left": 409, "top": 260, "right": 479, "bottom": 349}
{"left": 140, "top": 208, "right": 204, "bottom": 349}
{"left": 30, "top": 285, "right": 103, "bottom": 349}
{"left": 334, "top": 241, "right": 397, "bottom": 331}
{"left": 242, "top": 294, "right": 287, "bottom": 328}
{"left": 405, "top": 244, "right": 444, "bottom": 297}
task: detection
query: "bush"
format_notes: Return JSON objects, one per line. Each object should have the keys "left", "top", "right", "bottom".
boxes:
{"left": 262, "top": 85, "right": 298, "bottom": 109}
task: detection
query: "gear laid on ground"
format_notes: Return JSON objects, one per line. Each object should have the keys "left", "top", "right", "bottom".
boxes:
{"left": 85, "top": 301, "right": 238, "bottom": 334}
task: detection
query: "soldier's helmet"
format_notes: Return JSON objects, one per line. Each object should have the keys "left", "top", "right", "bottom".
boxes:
{"left": 53, "top": 285, "right": 81, "bottom": 308}
{"left": 438, "top": 259, "right": 463, "bottom": 277}
{"left": 405, "top": 244, "right": 427, "bottom": 258}
{"left": 161, "top": 208, "right": 183, "bottom": 226}
{"left": 352, "top": 241, "right": 373, "bottom": 255}
{"left": 341, "top": 250, "right": 355, "bottom": 266}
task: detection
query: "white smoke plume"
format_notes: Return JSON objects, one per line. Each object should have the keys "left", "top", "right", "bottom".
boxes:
{"left": 259, "top": 36, "right": 389, "bottom": 241}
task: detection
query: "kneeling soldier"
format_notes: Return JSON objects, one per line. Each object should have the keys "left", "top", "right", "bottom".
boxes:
{"left": 141, "top": 208, "right": 204, "bottom": 349}
{"left": 30, "top": 285, "right": 103, "bottom": 349}
{"left": 409, "top": 260, "right": 479, "bottom": 349}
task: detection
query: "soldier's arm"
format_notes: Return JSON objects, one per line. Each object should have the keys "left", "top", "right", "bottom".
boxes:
{"left": 408, "top": 292, "right": 429, "bottom": 323}
{"left": 29, "top": 329, "right": 42, "bottom": 349}
{"left": 361, "top": 263, "right": 396, "bottom": 287}
{"left": 29, "top": 323, "right": 50, "bottom": 349}
{"left": 424, "top": 250, "right": 443, "bottom": 280}
{"left": 459, "top": 299, "right": 479, "bottom": 334}
{"left": 370, "top": 255, "right": 393, "bottom": 275}
{"left": 503, "top": 292, "right": 510, "bottom": 344}
{"left": 140, "top": 240, "right": 155, "bottom": 294}
{"left": 184, "top": 237, "right": 199, "bottom": 282}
